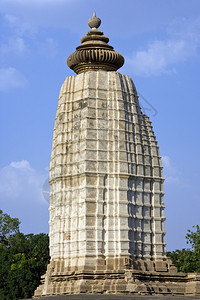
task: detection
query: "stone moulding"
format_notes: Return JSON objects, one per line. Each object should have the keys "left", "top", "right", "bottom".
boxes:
{"left": 34, "top": 259, "right": 200, "bottom": 297}
{"left": 67, "top": 49, "right": 124, "bottom": 74}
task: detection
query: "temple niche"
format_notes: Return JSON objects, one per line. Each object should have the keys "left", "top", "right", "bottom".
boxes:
{"left": 34, "top": 13, "right": 200, "bottom": 297}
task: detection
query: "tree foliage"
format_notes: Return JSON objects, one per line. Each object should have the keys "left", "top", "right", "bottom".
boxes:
{"left": 0, "top": 210, "right": 50, "bottom": 300}
{"left": 0, "top": 209, "right": 20, "bottom": 243}
{"left": 167, "top": 225, "right": 200, "bottom": 273}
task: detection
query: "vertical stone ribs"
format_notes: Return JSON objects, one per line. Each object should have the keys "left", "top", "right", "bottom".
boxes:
{"left": 116, "top": 73, "right": 166, "bottom": 262}
{"left": 49, "top": 71, "right": 166, "bottom": 275}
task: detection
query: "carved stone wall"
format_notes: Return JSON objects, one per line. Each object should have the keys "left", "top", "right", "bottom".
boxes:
{"left": 49, "top": 70, "right": 166, "bottom": 271}
{"left": 34, "top": 71, "right": 200, "bottom": 298}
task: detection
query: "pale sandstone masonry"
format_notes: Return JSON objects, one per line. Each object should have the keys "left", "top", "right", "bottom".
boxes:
{"left": 49, "top": 71, "right": 166, "bottom": 267}
{"left": 34, "top": 14, "right": 200, "bottom": 297}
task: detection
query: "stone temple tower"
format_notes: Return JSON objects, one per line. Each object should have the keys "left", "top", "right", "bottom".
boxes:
{"left": 35, "top": 13, "right": 200, "bottom": 297}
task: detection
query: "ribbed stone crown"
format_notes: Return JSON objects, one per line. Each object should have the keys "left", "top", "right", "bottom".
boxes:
{"left": 67, "top": 12, "right": 124, "bottom": 74}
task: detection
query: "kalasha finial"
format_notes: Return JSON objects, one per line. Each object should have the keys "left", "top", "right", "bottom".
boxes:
{"left": 88, "top": 12, "right": 101, "bottom": 29}
{"left": 67, "top": 13, "right": 124, "bottom": 74}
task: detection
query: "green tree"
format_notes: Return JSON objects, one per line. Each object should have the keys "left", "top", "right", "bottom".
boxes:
{"left": 0, "top": 209, "right": 20, "bottom": 243}
{"left": 185, "top": 225, "right": 200, "bottom": 271}
{"left": 0, "top": 211, "right": 50, "bottom": 300}
{"left": 167, "top": 225, "right": 200, "bottom": 273}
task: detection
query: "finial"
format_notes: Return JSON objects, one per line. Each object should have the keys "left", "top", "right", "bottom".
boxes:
{"left": 67, "top": 13, "right": 124, "bottom": 74}
{"left": 88, "top": 11, "right": 101, "bottom": 29}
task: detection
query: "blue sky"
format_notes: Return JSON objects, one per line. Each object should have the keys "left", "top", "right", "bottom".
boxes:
{"left": 0, "top": 0, "right": 200, "bottom": 251}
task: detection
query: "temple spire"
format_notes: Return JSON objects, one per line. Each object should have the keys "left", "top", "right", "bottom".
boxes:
{"left": 67, "top": 13, "right": 124, "bottom": 74}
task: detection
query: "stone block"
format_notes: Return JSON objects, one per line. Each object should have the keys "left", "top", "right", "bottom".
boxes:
{"left": 155, "top": 260, "right": 168, "bottom": 272}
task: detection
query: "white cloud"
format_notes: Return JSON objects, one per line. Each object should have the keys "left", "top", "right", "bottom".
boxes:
{"left": 1, "top": 15, "right": 28, "bottom": 57}
{"left": 167, "top": 16, "right": 200, "bottom": 42}
{"left": 0, "top": 67, "right": 28, "bottom": 91}
{"left": 0, "top": 160, "right": 49, "bottom": 234}
{"left": 1, "top": 14, "right": 58, "bottom": 60}
{"left": 126, "top": 17, "right": 200, "bottom": 76}
{"left": 126, "top": 40, "right": 185, "bottom": 76}
{"left": 0, "top": 0, "right": 81, "bottom": 33}
{"left": 10, "top": 160, "right": 32, "bottom": 169}
{"left": 0, "top": 35, "right": 27, "bottom": 58}
{"left": 162, "top": 155, "right": 181, "bottom": 184}
{"left": 3, "top": 13, "right": 37, "bottom": 37}
{"left": 0, "top": 160, "right": 48, "bottom": 202}
{"left": 4, "top": 13, "right": 17, "bottom": 24}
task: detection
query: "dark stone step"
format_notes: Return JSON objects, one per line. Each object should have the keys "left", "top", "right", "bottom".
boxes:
{"left": 26, "top": 294, "right": 200, "bottom": 300}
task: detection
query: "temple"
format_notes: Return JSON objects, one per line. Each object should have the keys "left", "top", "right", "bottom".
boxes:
{"left": 34, "top": 13, "right": 200, "bottom": 297}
